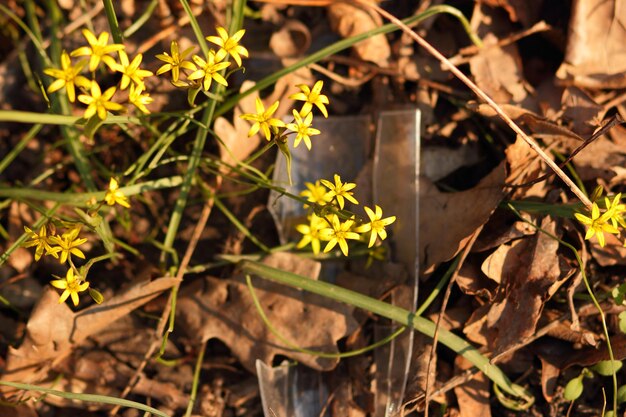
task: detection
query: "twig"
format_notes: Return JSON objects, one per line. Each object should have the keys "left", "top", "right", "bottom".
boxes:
{"left": 350, "top": 0, "right": 593, "bottom": 209}
{"left": 423, "top": 226, "right": 482, "bottom": 417}
{"left": 109, "top": 182, "right": 219, "bottom": 416}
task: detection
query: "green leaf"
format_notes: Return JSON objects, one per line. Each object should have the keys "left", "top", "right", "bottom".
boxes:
{"left": 617, "top": 385, "right": 626, "bottom": 404}
{"left": 564, "top": 375, "right": 584, "bottom": 401}
{"left": 276, "top": 138, "right": 293, "bottom": 185}
{"left": 89, "top": 288, "right": 104, "bottom": 304}
{"left": 592, "top": 360, "right": 623, "bottom": 376}
{"left": 83, "top": 115, "right": 105, "bottom": 140}
{"left": 188, "top": 86, "right": 202, "bottom": 107}
{"left": 619, "top": 312, "right": 626, "bottom": 334}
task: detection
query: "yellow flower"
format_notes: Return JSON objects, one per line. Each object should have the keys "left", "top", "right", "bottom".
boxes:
{"left": 319, "top": 214, "right": 360, "bottom": 256}
{"left": 49, "top": 226, "right": 88, "bottom": 264}
{"left": 104, "top": 178, "right": 130, "bottom": 208}
{"left": 129, "top": 83, "right": 153, "bottom": 114}
{"left": 113, "top": 50, "right": 153, "bottom": 90}
{"left": 286, "top": 110, "right": 320, "bottom": 150}
{"left": 71, "top": 29, "right": 124, "bottom": 72}
{"left": 43, "top": 51, "right": 91, "bottom": 102}
{"left": 321, "top": 174, "right": 358, "bottom": 209}
{"left": 574, "top": 202, "right": 619, "bottom": 247}
{"left": 240, "top": 98, "right": 285, "bottom": 140}
{"left": 355, "top": 205, "right": 396, "bottom": 247}
{"left": 23, "top": 225, "right": 60, "bottom": 261}
{"left": 295, "top": 214, "right": 327, "bottom": 255}
{"left": 187, "top": 51, "right": 231, "bottom": 91}
{"left": 603, "top": 193, "right": 626, "bottom": 229}
{"left": 205, "top": 26, "right": 249, "bottom": 67}
{"left": 51, "top": 268, "right": 89, "bottom": 306}
{"left": 78, "top": 81, "right": 125, "bottom": 120}
{"left": 300, "top": 180, "right": 332, "bottom": 207}
{"left": 156, "top": 40, "right": 197, "bottom": 82}
{"left": 289, "top": 80, "right": 329, "bottom": 118}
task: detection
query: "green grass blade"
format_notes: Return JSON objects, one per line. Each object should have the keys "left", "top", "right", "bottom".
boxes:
{"left": 215, "top": 5, "right": 478, "bottom": 119}
{"left": 0, "top": 381, "right": 170, "bottom": 417}
{"left": 242, "top": 260, "right": 533, "bottom": 402}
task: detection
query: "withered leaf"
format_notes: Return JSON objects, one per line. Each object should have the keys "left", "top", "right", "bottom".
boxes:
{"left": 175, "top": 253, "right": 357, "bottom": 372}
{"left": 485, "top": 217, "right": 571, "bottom": 357}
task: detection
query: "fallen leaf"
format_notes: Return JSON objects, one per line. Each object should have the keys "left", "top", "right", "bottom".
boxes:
{"left": 175, "top": 252, "right": 357, "bottom": 372}
{"left": 420, "top": 160, "right": 506, "bottom": 273}
{"left": 327, "top": 1, "right": 390, "bottom": 66}
{"left": 1, "top": 277, "right": 179, "bottom": 388}
{"left": 561, "top": 87, "right": 604, "bottom": 136}
{"left": 557, "top": 0, "right": 626, "bottom": 88}
{"left": 454, "top": 355, "right": 491, "bottom": 417}
{"left": 588, "top": 232, "right": 626, "bottom": 266}
{"left": 484, "top": 217, "right": 572, "bottom": 357}
{"left": 469, "top": 33, "right": 528, "bottom": 104}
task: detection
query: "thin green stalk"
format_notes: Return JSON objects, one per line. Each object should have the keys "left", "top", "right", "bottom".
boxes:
{"left": 0, "top": 110, "right": 139, "bottom": 125}
{"left": 242, "top": 261, "right": 532, "bottom": 402}
{"left": 0, "top": 203, "right": 60, "bottom": 267}
{"left": 507, "top": 204, "right": 617, "bottom": 414}
{"left": 214, "top": 197, "right": 270, "bottom": 252}
{"left": 102, "top": 0, "right": 124, "bottom": 44}
{"left": 0, "top": 381, "right": 170, "bottom": 417}
{"left": 215, "top": 5, "right": 479, "bottom": 119}
{"left": 184, "top": 340, "right": 206, "bottom": 417}
{"left": 0, "top": 176, "right": 184, "bottom": 205}
{"left": 0, "top": 124, "right": 42, "bottom": 175}
{"left": 246, "top": 274, "right": 406, "bottom": 358}
{"left": 159, "top": 0, "right": 246, "bottom": 266}
{"left": 416, "top": 253, "right": 461, "bottom": 316}
{"left": 123, "top": 0, "right": 158, "bottom": 37}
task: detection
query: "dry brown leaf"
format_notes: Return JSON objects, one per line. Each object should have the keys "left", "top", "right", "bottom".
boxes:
{"left": 484, "top": 217, "right": 572, "bottom": 357}
{"left": 589, "top": 232, "right": 626, "bottom": 266}
{"left": 1, "top": 277, "right": 178, "bottom": 387}
{"left": 269, "top": 19, "right": 311, "bottom": 58}
{"left": 557, "top": 0, "right": 626, "bottom": 88}
{"left": 469, "top": 33, "right": 528, "bottom": 104}
{"left": 561, "top": 87, "right": 604, "bottom": 136}
{"left": 327, "top": 1, "right": 390, "bottom": 66}
{"left": 456, "top": 260, "right": 497, "bottom": 299}
{"left": 454, "top": 356, "right": 491, "bottom": 417}
{"left": 175, "top": 253, "right": 357, "bottom": 372}
{"left": 420, "top": 160, "right": 506, "bottom": 273}
{"left": 215, "top": 81, "right": 263, "bottom": 169}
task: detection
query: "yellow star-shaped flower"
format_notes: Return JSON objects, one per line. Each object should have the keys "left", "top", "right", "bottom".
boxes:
{"left": 187, "top": 51, "right": 230, "bottom": 91}
{"left": 355, "top": 205, "right": 396, "bottom": 247}
{"left": 240, "top": 98, "right": 285, "bottom": 140}
{"left": 289, "top": 80, "right": 329, "bottom": 118}
{"left": 320, "top": 174, "right": 358, "bottom": 209}
{"left": 43, "top": 51, "right": 91, "bottom": 102}
{"left": 206, "top": 27, "right": 249, "bottom": 67}
{"left": 319, "top": 214, "right": 360, "bottom": 256}
{"left": 156, "top": 40, "right": 197, "bottom": 82}
{"left": 78, "top": 81, "right": 125, "bottom": 120}
{"left": 51, "top": 268, "right": 90, "bottom": 306}
{"left": 286, "top": 110, "right": 320, "bottom": 150}
{"left": 49, "top": 226, "right": 88, "bottom": 264}
{"left": 113, "top": 50, "right": 153, "bottom": 90}
{"left": 574, "top": 202, "right": 620, "bottom": 247}
{"left": 71, "top": 29, "right": 124, "bottom": 72}
{"left": 104, "top": 178, "right": 130, "bottom": 208}
{"left": 23, "top": 225, "right": 60, "bottom": 261}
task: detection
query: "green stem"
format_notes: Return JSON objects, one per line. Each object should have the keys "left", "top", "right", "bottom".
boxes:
{"left": 241, "top": 261, "right": 532, "bottom": 401}
{"left": 102, "top": 0, "right": 124, "bottom": 44}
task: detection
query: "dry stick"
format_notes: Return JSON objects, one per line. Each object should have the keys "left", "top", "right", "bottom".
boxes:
{"left": 508, "top": 113, "right": 625, "bottom": 189}
{"left": 422, "top": 226, "right": 482, "bottom": 417}
{"left": 109, "top": 184, "right": 219, "bottom": 416}
{"left": 351, "top": 0, "right": 592, "bottom": 209}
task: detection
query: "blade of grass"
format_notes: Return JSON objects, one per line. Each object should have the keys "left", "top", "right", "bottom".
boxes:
{"left": 215, "top": 4, "right": 479, "bottom": 119}
{"left": 241, "top": 260, "right": 533, "bottom": 402}
{"left": 0, "top": 381, "right": 170, "bottom": 417}
{"left": 123, "top": 0, "right": 158, "bottom": 38}
{"left": 102, "top": 0, "right": 124, "bottom": 44}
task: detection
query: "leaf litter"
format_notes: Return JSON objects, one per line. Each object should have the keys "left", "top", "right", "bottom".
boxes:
{"left": 2, "top": 1, "right": 626, "bottom": 416}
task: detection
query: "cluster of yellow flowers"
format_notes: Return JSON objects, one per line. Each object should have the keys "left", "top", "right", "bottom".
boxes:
{"left": 295, "top": 175, "right": 396, "bottom": 256}
{"left": 575, "top": 188, "right": 626, "bottom": 247}
{"left": 22, "top": 178, "right": 130, "bottom": 306}
{"left": 239, "top": 80, "right": 328, "bottom": 150}
{"left": 155, "top": 27, "right": 248, "bottom": 105}
{"left": 44, "top": 29, "right": 153, "bottom": 119}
